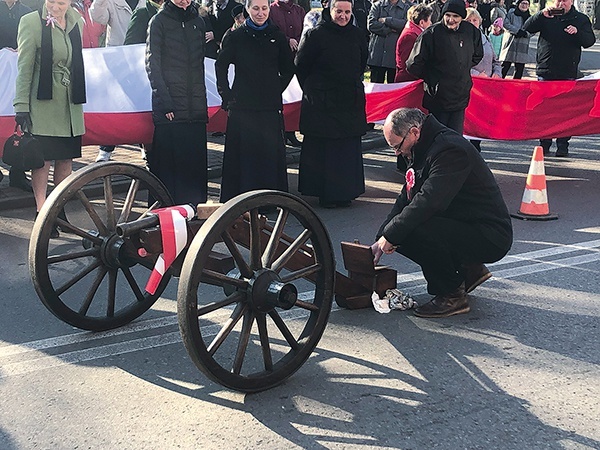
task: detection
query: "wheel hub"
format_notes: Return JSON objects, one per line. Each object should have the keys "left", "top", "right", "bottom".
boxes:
{"left": 98, "top": 233, "right": 136, "bottom": 269}
{"left": 248, "top": 269, "right": 297, "bottom": 312}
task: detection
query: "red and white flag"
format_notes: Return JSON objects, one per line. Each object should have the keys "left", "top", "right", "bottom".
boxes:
{"left": 145, "top": 204, "right": 195, "bottom": 295}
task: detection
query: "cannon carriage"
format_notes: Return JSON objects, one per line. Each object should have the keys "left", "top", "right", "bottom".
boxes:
{"left": 30, "top": 162, "right": 396, "bottom": 392}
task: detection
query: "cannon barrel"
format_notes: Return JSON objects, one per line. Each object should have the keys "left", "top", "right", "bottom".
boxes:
{"left": 116, "top": 215, "right": 160, "bottom": 237}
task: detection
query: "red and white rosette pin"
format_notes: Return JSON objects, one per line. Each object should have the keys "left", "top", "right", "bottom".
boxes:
{"left": 405, "top": 168, "right": 415, "bottom": 199}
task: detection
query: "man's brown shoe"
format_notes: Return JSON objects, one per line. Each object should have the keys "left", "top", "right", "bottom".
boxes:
{"left": 463, "top": 263, "right": 492, "bottom": 293}
{"left": 414, "top": 283, "right": 470, "bottom": 318}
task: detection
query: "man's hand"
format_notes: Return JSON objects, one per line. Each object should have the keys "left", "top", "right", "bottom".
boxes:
{"left": 289, "top": 38, "right": 299, "bottom": 51}
{"left": 165, "top": 112, "right": 174, "bottom": 121}
{"left": 206, "top": 31, "right": 215, "bottom": 42}
{"left": 371, "top": 236, "right": 396, "bottom": 265}
{"left": 564, "top": 25, "right": 578, "bottom": 34}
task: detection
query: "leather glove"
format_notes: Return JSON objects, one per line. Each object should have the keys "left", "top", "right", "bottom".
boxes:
{"left": 15, "top": 112, "right": 32, "bottom": 133}
{"left": 515, "top": 29, "right": 527, "bottom": 38}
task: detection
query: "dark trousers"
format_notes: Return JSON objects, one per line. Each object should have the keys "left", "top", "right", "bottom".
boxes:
{"left": 370, "top": 66, "right": 396, "bottom": 84}
{"left": 396, "top": 217, "right": 508, "bottom": 295}
{"left": 540, "top": 137, "right": 570, "bottom": 151}
{"left": 430, "top": 109, "right": 465, "bottom": 135}
{"left": 501, "top": 61, "right": 525, "bottom": 79}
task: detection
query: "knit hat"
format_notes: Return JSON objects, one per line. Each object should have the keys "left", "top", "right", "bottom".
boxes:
{"left": 441, "top": 0, "right": 467, "bottom": 19}
{"left": 231, "top": 3, "right": 245, "bottom": 19}
{"left": 492, "top": 17, "right": 503, "bottom": 28}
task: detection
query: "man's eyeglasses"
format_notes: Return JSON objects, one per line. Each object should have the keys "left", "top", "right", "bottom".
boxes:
{"left": 390, "top": 128, "right": 411, "bottom": 153}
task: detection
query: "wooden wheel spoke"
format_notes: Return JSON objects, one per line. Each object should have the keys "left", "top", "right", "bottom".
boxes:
{"left": 207, "top": 303, "right": 247, "bottom": 356}
{"left": 77, "top": 190, "right": 109, "bottom": 235}
{"left": 271, "top": 229, "right": 312, "bottom": 273}
{"left": 221, "top": 230, "right": 253, "bottom": 279}
{"left": 55, "top": 218, "right": 103, "bottom": 244}
{"left": 256, "top": 313, "right": 273, "bottom": 372}
{"left": 117, "top": 179, "right": 140, "bottom": 224}
{"left": 200, "top": 269, "right": 248, "bottom": 290}
{"left": 121, "top": 267, "right": 146, "bottom": 302}
{"left": 48, "top": 248, "right": 98, "bottom": 265}
{"left": 78, "top": 267, "right": 108, "bottom": 315}
{"left": 103, "top": 176, "right": 116, "bottom": 231}
{"left": 249, "top": 208, "right": 262, "bottom": 270}
{"left": 56, "top": 259, "right": 103, "bottom": 296}
{"left": 197, "top": 291, "right": 244, "bottom": 317}
{"left": 294, "top": 299, "right": 319, "bottom": 312}
{"left": 232, "top": 309, "right": 254, "bottom": 375}
{"left": 107, "top": 269, "right": 117, "bottom": 317}
{"left": 268, "top": 310, "right": 299, "bottom": 351}
{"left": 140, "top": 201, "right": 161, "bottom": 220}
{"left": 280, "top": 263, "right": 322, "bottom": 283}
{"left": 262, "top": 208, "right": 288, "bottom": 268}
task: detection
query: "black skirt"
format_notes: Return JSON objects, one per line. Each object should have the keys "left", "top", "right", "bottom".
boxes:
{"left": 220, "top": 109, "right": 288, "bottom": 202}
{"left": 298, "top": 135, "right": 365, "bottom": 202}
{"left": 34, "top": 135, "right": 82, "bottom": 161}
{"left": 148, "top": 122, "right": 208, "bottom": 205}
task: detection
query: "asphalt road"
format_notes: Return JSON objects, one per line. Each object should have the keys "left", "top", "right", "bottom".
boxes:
{"left": 1, "top": 35, "right": 600, "bottom": 450}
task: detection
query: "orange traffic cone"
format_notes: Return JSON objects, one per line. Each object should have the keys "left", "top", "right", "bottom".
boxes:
{"left": 511, "top": 146, "right": 558, "bottom": 221}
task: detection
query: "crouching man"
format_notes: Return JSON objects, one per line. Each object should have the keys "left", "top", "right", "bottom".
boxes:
{"left": 372, "top": 108, "right": 513, "bottom": 318}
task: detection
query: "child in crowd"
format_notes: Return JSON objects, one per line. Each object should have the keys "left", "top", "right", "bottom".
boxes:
{"left": 489, "top": 17, "right": 503, "bottom": 58}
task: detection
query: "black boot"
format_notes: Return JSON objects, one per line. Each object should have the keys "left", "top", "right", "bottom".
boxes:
{"left": 9, "top": 167, "right": 32, "bottom": 192}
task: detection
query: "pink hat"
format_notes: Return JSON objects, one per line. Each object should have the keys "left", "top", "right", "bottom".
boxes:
{"left": 493, "top": 17, "right": 504, "bottom": 28}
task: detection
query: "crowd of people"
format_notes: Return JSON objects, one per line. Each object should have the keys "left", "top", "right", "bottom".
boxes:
{"left": 0, "top": 0, "right": 596, "bottom": 237}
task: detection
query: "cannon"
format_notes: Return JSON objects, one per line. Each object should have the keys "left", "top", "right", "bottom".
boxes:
{"left": 29, "top": 162, "right": 396, "bottom": 392}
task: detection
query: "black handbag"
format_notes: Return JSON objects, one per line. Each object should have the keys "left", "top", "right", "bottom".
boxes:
{"left": 2, "top": 126, "right": 45, "bottom": 170}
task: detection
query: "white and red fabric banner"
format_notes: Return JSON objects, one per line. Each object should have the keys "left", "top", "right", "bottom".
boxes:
{"left": 2, "top": 44, "right": 600, "bottom": 150}
{"left": 145, "top": 204, "right": 195, "bottom": 295}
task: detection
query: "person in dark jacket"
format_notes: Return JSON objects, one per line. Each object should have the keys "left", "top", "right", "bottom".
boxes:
{"left": 146, "top": 0, "right": 208, "bottom": 204}
{"left": 406, "top": 0, "right": 483, "bottom": 134}
{"left": 367, "top": 0, "right": 410, "bottom": 83}
{"left": 523, "top": 0, "right": 595, "bottom": 157}
{"left": 209, "top": 0, "right": 237, "bottom": 45}
{"left": 215, "top": 0, "right": 294, "bottom": 202}
{"left": 124, "top": 0, "right": 162, "bottom": 44}
{"left": 372, "top": 108, "right": 512, "bottom": 318}
{"left": 295, "top": 0, "right": 368, "bottom": 208}
{"left": 0, "top": 0, "right": 33, "bottom": 192}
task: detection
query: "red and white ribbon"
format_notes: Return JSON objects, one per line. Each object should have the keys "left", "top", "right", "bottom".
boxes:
{"left": 145, "top": 204, "right": 195, "bottom": 295}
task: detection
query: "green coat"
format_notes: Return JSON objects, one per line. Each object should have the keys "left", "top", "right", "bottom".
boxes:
{"left": 13, "top": 6, "right": 85, "bottom": 137}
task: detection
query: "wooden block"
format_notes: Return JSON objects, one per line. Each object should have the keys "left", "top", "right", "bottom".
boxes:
{"left": 341, "top": 241, "right": 376, "bottom": 275}
{"left": 196, "top": 202, "right": 223, "bottom": 220}
{"left": 349, "top": 267, "right": 397, "bottom": 298}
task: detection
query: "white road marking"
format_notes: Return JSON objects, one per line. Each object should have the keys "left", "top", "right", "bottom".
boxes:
{"left": 1, "top": 239, "right": 599, "bottom": 378}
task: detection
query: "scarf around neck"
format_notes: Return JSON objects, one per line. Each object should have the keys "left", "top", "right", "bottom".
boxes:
{"left": 37, "top": 7, "right": 86, "bottom": 104}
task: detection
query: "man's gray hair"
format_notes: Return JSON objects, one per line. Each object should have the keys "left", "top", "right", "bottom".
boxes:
{"left": 388, "top": 108, "right": 426, "bottom": 136}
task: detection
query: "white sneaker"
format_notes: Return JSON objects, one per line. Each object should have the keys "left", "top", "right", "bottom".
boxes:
{"left": 95, "top": 150, "right": 112, "bottom": 162}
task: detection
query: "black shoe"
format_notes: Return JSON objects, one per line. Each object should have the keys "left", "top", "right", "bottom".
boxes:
{"left": 57, "top": 208, "right": 74, "bottom": 234}
{"left": 211, "top": 131, "right": 225, "bottom": 137}
{"left": 50, "top": 225, "right": 60, "bottom": 239}
{"left": 335, "top": 200, "right": 352, "bottom": 208}
{"left": 286, "top": 132, "right": 302, "bottom": 147}
{"left": 414, "top": 283, "right": 469, "bottom": 318}
{"left": 9, "top": 177, "right": 33, "bottom": 192}
{"left": 555, "top": 148, "right": 569, "bottom": 157}
{"left": 462, "top": 263, "right": 492, "bottom": 293}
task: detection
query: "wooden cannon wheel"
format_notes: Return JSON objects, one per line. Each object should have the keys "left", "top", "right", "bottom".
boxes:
{"left": 29, "top": 162, "right": 174, "bottom": 331}
{"left": 177, "top": 191, "right": 335, "bottom": 393}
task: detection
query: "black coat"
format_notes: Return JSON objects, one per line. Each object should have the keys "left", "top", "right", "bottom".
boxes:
{"left": 146, "top": 1, "right": 208, "bottom": 125}
{"left": 407, "top": 20, "right": 483, "bottom": 112}
{"left": 295, "top": 9, "right": 368, "bottom": 138}
{"left": 523, "top": 7, "right": 595, "bottom": 80}
{"left": 0, "top": 1, "right": 31, "bottom": 49}
{"left": 210, "top": 0, "right": 236, "bottom": 43}
{"left": 215, "top": 20, "right": 294, "bottom": 111}
{"left": 377, "top": 115, "right": 512, "bottom": 251}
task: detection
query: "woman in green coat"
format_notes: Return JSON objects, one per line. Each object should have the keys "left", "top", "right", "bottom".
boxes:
{"left": 14, "top": 0, "right": 86, "bottom": 235}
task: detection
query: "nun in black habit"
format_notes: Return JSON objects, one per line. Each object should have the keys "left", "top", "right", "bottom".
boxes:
{"left": 295, "top": 0, "right": 368, "bottom": 208}
{"left": 215, "top": 0, "right": 295, "bottom": 202}
{"left": 146, "top": 0, "right": 209, "bottom": 205}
